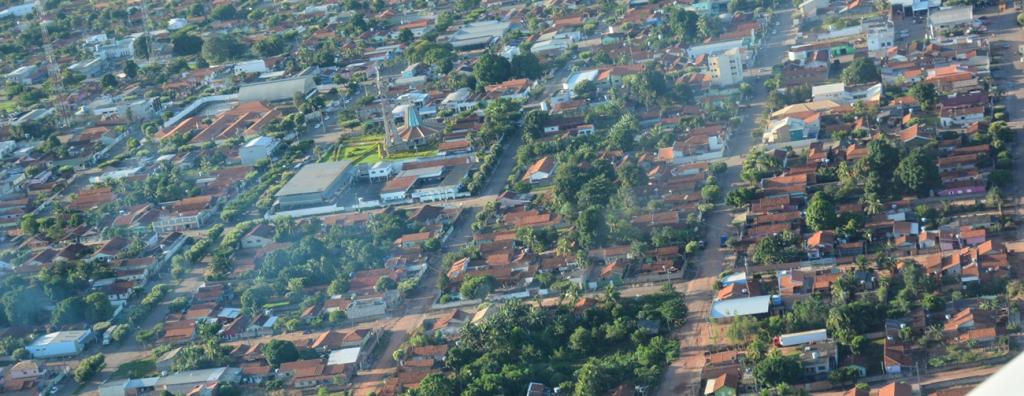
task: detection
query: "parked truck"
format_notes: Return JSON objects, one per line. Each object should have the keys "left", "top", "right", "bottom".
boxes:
{"left": 773, "top": 328, "right": 829, "bottom": 347}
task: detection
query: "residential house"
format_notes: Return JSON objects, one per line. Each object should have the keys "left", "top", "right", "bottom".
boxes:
{"left": 703, "top": 372, "right": 737, "bottom": 396}
{"left": 522, "top": 156, "right": 556, "bottom": 184}
{"left": 152, "top": 195, "right": 216, "bottom": 234}
{"left": 241, "top": 224, "right": 276, "bottom": 249}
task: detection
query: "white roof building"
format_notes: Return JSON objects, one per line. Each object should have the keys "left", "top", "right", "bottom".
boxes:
{"left": 563, "top": 69, "right": 600, "bottom": 91}
{"left": 449, "top": 20, "right": 510, "bottom": 49}
{"left": 328, "top": 347, "right": 361, "bottom": 366}
{"left": 709, "top": 295, "right": 772, "bottom": 319}
{"left": 27, "top": 330, "right": 93, "bottom": 358}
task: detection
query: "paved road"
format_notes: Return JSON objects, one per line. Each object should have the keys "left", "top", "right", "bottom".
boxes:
{"left": 813, "top": 365, "right": 1000, "bottom": 395}
{"left": 655, "top": 9, "right": 798, "bottom": 396}
{"left": 982, "top": 7, "right": 1024, "bottom": 198}
{"left": 70, "top": 263, "right": 208, "bottom": 396}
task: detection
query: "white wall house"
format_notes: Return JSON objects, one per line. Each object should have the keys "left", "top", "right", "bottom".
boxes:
{"left": 27, "top": 330, "right": 93, "bottom": 358}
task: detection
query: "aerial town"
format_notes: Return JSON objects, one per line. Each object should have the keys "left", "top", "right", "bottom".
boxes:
{"left": 0, "top": 0, "right": 1022, "bottom": 395}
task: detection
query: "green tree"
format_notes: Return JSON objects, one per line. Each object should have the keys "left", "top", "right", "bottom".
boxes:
{"left": 754, "top": 350, "right": 802, "bottom": 386}
{"left": 188, "top": 3, "right": 205, "bottom": 17}
{"left": 895, "top": 147, "right": 940, "bottom": 197}
{"left": 101, "top": 73, "right": 118, "bottom": 88}
{"left": 262, "top": 340, "right": 300, "bottom": 367}
{"left": 460, "top": 275, "right": 496, "bottom": 299}
{"left": 84, "top": 292, "right": 114, "bottom": 322}
{"left": 701, "top": 184, "right": 721, "bottom": 203}
{"left": 987, "top": 186, "right": 1005, "bottom": 216}
{"left": 4, "top": 287, "right": 49, "bottom": 326}
{"left": 473, "top": 53, "right": 512, "bottom": 85}
{"left": 751, "top": 231, "right": 803, "bottom": 264}
{"left": 511, "top": 51, "right": 543, "bottom": 79}
{"left": 741, "top": 150, "right": 783, "bottom": 182}
{"left": 398, "top": 28, "right": 415, "bottom": 44}
{"left": 725, "top": 186, "right": 756, "bottom": 207}
{"left": 805, "top": 191, "right": 838, "bottom": 231}
{"left": 827, "top": 300, "right": 884, "bottom": 345}
{"left": 574, "top": 79, "right": 598, "bottom": 100}
{"left": 172, "top": 340, "right": 230, "bottom": 371}
{"left": 133, "top": 36, "right": 150, "bottom": 59}
{"left": 413, "top": 373, "right": 457, "bottom": 396}
{"left": 658, "top": 294, "right": 688, "bottom": 324}
{"left": 75, "top": 353, "right": 105, "bottom": 383}
{"left": 726, "top": 315, "right": 761, "bottom": 344}
{"left": 375, "top": 276, "right": 398, "bottom": 292}
{"left": 51, "top": 296, "right": 88, "bottom": 325}
{"left": 828, "top": 366, "right": 862, "bottom": 385}
{"left": 841, "top": 58, "right": 881, "bottom": 85}
{"left": 171, "top": 31, "right": 203, "bottom": 56}
{"left": 908, "top": 82, "right": 938, "bottom": 111}
{"left": 202, "top": 34, "right": 247, "bottom": 64}
{"left": 253, "top": 35, "right": 287, "bottom": 57}
{"left": 607, "top": 113, "right": 639, "bottom": 151}
{"left": 576, "top": 207, "right": 609, "bottom": 250}
{"left": 124, "top": 61, "right": 139, "bottom": 79}
{"left": 210, "top": 4, "right": 237, "bottom": 20}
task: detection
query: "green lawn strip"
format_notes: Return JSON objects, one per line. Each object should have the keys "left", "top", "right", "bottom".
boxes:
{"left": 110, "top": 359, "right": 156, "bottom": 379}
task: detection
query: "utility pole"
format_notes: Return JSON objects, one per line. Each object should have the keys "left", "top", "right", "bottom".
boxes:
{"left": 376, "top": 66, "right": 395, "bottom": 158}
{"left": 40, "top": 8, "right": 70, "bottom": 128}
{"left": 140, "top": 0, "right": 153, "bottom": 62}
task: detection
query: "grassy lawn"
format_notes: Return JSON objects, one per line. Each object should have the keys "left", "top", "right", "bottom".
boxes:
{"left": 385, "top": 148, "right": 438, "bottom": 161}
{"left": 0, "top": 101, "right": 17, "bottom": 113}
{"left": 347, "top": 133, "right": 384, "bottom": 145}
{"left": 111, "top": 359, "right": 156, "bottom": 379}
{"left": 323, "top": 133, "right": 438, "bottom": 164}
{"left": 263, "top": 301, "right": 290, "bottom": 309}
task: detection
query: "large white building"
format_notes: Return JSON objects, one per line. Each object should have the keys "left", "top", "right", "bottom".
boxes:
{"left": 866, "top": 21, "right": 895, "bottom": 55}
{"left": 240, "top": 136, "right": 279, "bottom": 165}
{"left": 238, "top": 69, "right": 317, "bottom": 103}
{"left": 94, "top": 37, "right": 136, "bottom": 60}
{"left": 27, "top": 330, "right": 93, "bottom": 358}
{"left": 710, "top": 48, "right": 744, "bottom": 87}
{"left": 0, "top": 2, "right": 35, "bottom": 19}
{"left": 928, "top": 6, "right": 973, "bottom": 39}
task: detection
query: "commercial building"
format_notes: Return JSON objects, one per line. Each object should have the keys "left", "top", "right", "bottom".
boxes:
{"left": 238, "top": 70, "right": 316, "bottom": 102}
{"left": 93, "top": 37, "right": 136, "bottom": 60}
{"left": 275, "top": 161, "right": 354, "bottom": 210}
{"left": 69, "top": 57, "right": 106, "bottom": 78}
{"left": 26, "top": 330, "right": 93, "bottom": 358}
{"left": 709, "top": 295, "right": 773, "bottom": 320}
{"left": 709, "top": 48, "right": 743, "bottom": 87}
{"left": 448, "top": 20, "right": 511, "bottom": 50}
{"left": 5, "top": 65, "right": 43, "bottom": 85}
{"left": 866, "top": 21, "right": 895, "bottom": 55}
{"left": 99, "top": 367, "right": 241, "bottom": 396}
{"left": 928, "top": 6, "right": 973, "bottom": 39}
{"left": 240, "top": 136, "right": 279, "bottom": 165}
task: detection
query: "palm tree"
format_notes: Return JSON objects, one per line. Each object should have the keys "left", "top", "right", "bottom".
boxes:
{"left": 863, "top": 193, "right": 884, "bottom": 215}
{"left": 604, "top": 283, "right": 619, "bottom": 304}
{"left": 987, "top": 186, "right": 1005, "bottom": 217}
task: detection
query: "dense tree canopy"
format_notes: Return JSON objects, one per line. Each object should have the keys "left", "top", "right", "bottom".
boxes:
{"left": 895, "top": 147, "right": 940, "bottom": 197}
{"left": 473, "top": 53, "right": 512, "bottom": 85}
{"left": 442, "top": 289, "right": 685, "bottom": 395}
{"left": 751, "top": 231, "right": 803, "bottom": 264}
{"left": 263, "top": 339, "right": 300, "bottom": 367}
{"left": 805, "top": 191, "right": 838, "bottom": 231}
{"left": 202, "top": 34, "right": 248, "bottom": 64}
{"left": 841, "top": 58, "right": 881, "bottom": 85}
{"left": 754, "top": 350, "right": 803, "bottom": 386}
{"left": 171, "top": 31, "right": 204, "bottom": 56}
